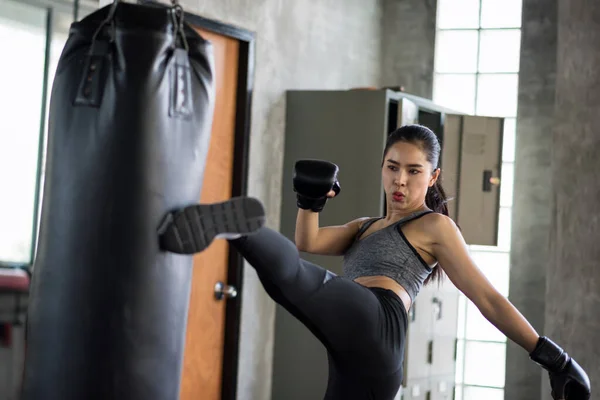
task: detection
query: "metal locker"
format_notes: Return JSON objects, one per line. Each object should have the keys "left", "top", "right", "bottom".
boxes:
{"left": 430, "top": 377, "right": 454, "bottom": 400}
{"left": 403, "top": 378, "right": 432, "bottom": 400}
{"left": 455, "top": 115, "right": 504, "bottom": 246}
{"left": 404, "top": 284, "right": 435, "bottom": 383}
{"left": 440, "top": 114, "right": 462, "bottom": 223}
{"left": 279, "top": 89, "right": 472, "bottom": 399}
{"left": 430, "top": 280, "right": 460, "bottom": 378}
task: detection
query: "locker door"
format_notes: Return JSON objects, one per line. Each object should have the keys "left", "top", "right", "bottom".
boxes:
{"left": 449, "top": 115, "right": 504, "bottom": 246}
{"left": 403, "top": 379, "right": 432, "bottom": 400}
{"left": 440, "top": 114, "right": 462, "bottom": 223}
{"left": 431, "top": 280, "right": 460, "bottom": 378}
{"left": 404, "top": 285, "right": 434, "bottom": 383}
{"left": 430, "top": 377, "right": 454, "bottom": 400}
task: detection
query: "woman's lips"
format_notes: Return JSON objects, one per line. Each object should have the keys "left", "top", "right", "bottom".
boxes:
{"left": 393, "top": 192, "right": 405, "bottom": 201}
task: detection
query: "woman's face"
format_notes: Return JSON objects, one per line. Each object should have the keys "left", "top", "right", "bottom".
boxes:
{"left": 381, "top": 141, "right": 439, "bottom": 211}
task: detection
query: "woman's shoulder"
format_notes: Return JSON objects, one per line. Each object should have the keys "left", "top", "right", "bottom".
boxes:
{"left": 419, "top": 212, "right": 460, "bottom": 239}
{"left": 420, "top": 211, "right": 455, "bottom": 225}
{"left": 354, "top": 216, "right": 381, "bottom": 225}
{"left": 343, "top": 216, "right": 378, "bottom": 231}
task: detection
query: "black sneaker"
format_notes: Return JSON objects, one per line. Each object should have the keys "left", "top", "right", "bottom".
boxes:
{"left": 158, "top": 196, "right": 265, "bottom": 254}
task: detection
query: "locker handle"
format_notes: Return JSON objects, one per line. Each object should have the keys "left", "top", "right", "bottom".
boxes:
{"left": 482, "top": 170, "right": 500, "bottom": 192}
{"left": 427, "top": 340, "right": 433, "bottom": 364}
{"left": 454, "top": 338, "right": 458, "bottom": 360}
{"left": 432, "top": 297, "right": 442, "bottom": 320}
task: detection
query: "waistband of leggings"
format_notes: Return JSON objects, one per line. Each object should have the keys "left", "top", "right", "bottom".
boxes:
{"left": 368, "top": 287, "right": 408, "bottom": 324}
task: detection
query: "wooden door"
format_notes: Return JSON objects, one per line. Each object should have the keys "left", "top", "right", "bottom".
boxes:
{"left": 179, "top": 29, "right": 240, "bottom": 400}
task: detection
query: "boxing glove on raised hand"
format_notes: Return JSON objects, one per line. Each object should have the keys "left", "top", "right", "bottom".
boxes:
{"left": 530, "top": 336, "right": 591, "bottom": 400}
{"left": 293, "top": 159, "right": 341, "bottom": 212}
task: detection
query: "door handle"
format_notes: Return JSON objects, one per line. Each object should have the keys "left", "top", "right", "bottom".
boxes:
{"left": 482, "top": 169, "right": 500, "bottom": 192}
{"left": 432, "top": 296, "right": 443, "bottom": 320}
{"left": 214, "top": 281, "right": 238, "bottom": 300}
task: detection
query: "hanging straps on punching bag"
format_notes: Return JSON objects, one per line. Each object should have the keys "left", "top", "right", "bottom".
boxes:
{"left": 22, "top": 1, "right": 215, "bottom": 399}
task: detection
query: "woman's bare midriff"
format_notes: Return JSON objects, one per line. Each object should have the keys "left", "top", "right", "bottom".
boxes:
{"left": 354, "top": 275, "right": 412, "bottom": 312}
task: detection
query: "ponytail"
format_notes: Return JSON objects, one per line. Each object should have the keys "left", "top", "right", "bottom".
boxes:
{"left": 423, "top": 175, "right": 450, "bottom": 285}
{"left": 425, "top": 180, "right": 449, "bottom": 216}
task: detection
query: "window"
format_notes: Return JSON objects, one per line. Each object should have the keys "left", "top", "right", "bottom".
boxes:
{"left": 0, "top": 0, "right": 74, "bottom": 266}
{"left": 433, "top": 1, "right": 522, "bottom": 398}
{"left": 437, "top": 0, "right": 481, "bottom": 29}
{"left": 500, "top": 163, "right": 514, "bottom": 207}
{"left": 463, "top": 386, "right": 505, "bottom": 400}
{"left": 476, "top": 74, "right": 519, "bottom": 117}
{"left": 463, "top": 341, "right": 506, "bottom": 387}
{"left": 434, "top": 30, "right": 479, "bottom": 73}
{"left": 0, "top": 1, "right": 48, "bottom": 265}
{"left": 480, "top": 0, "right": 523, "bottom": 28}
{"left": 433, "top": 74, "right": 477, "bottom": 114}
{"left": 502, "top": 118, "right": 517, "bottom": 162}
{"left": 478, "top": 30, "right": 521, "bottom": 73}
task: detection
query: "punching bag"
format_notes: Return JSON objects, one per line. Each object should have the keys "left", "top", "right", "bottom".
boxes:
{"left": 22, "top": 1, "right": 215, "bottom": 399}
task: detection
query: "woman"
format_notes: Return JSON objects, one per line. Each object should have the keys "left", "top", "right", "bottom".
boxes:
{"left": 161, "top": 125, "right": 590, "bottom": 400}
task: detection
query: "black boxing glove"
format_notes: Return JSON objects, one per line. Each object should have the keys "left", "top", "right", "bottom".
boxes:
{"left": 530, "top": 336, "right": 591, "bottom": 400}
{"left": 293, "top": 159, "right": 341, "bottom": 212}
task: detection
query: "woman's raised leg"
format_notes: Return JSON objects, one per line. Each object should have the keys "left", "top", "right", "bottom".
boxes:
{"left": 159, "top": 197, "right": 406, "bottom": 399}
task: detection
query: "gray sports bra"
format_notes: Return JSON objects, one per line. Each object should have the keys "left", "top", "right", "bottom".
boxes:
{"left": 342, "top": 210, "right": 435, "bottom": 301}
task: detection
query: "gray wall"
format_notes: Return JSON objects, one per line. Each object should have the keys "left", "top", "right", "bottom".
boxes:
{"left": 381, "top": 0, "right": 437, "bottom": 98}
{"left": 504, "top": 0, "right": 557, "bottom": 398}
{"left": 179, "top": 0, "right": 383, "bottom": 399}
{"left": 507, "top": 0, "right": 600, "bottom": 399}
{"left": 544, "top": 0, "right": 600, "bottom": 397}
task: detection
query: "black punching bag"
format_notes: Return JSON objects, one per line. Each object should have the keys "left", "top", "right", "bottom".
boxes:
{"left": 22, "top": 1, "right": 215, "bottom": 399}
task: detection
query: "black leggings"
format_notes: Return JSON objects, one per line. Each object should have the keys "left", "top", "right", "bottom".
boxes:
{"left": 230, "top": 227, "right": 408, "bottom": 400}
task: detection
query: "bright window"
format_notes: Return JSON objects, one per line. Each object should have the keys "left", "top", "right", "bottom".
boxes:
{"left": 434, "top": 30, "right": 479, "bottom": 73}
{"left": 433, "top": 1, "right": 522, "bottom": 398}
{"left": 463, "top": 341, "right": 507, "bottom": 387}
{"left": 0, "top": 1, "right": 48, "bottom": 265}
{"left": 500, "top": 163, "right": 514, "bottom": 207}
{"left": 478, "top": 30, "right": 522, "bottom": 73}
{"left": 433, "top": 74, "right": 477, "bottom": 114}
{"left": 0, "top": 0, "right": 73, "bottom": 266}
{"left": 480, "top": 0, "right": 523, "bottom": 28}
{"left": 463, "top": 386, "right": 505, "bottom": 400}
{"left": 476, "top": 73, "right": 520, "bottom": 117}
{"left": 437, "top": 0, "right": 481, "bottom": 29}
{"left": 502, "top": 118, "right": 517, "bottom": 162}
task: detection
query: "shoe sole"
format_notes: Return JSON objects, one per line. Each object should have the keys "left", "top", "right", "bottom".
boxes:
{"left": 158, "top": 196, "right": 265, "bottom": 254}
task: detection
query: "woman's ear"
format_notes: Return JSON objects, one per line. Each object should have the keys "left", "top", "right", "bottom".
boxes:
{"left": 429, "top": 168, "right": 441, "bottom": 187}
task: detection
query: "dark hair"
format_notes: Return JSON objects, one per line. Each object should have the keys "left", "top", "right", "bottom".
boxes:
{"left": 383, "top": 124, "right": 450, "bottom": 285}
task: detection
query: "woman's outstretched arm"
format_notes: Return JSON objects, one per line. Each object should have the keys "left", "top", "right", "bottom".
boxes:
{"left": 428, "top": 214, "right": 539, "bottom": 351}
{"left": 429, "top": 213, "right": 591, "bottom": 399}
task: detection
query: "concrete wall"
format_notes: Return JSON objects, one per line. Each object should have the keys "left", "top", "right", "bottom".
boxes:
{"left": 544, "top": 0, "right": 600, "bottom": 397}
{"left": 506, "top": 0, "right": 600, "bottom": 399}
{"left": 504, "top": 0, "right": 557, "bottom": 398}
{"left": 381, "top": 0, "right": 437, "bottom": 99}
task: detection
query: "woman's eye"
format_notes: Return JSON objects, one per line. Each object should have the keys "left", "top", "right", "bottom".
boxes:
{"left": 388, "top": 165, "right": 397, "bottom": 171}
{"left": 410, "top": 169, "right": 420, "bottom": 175}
